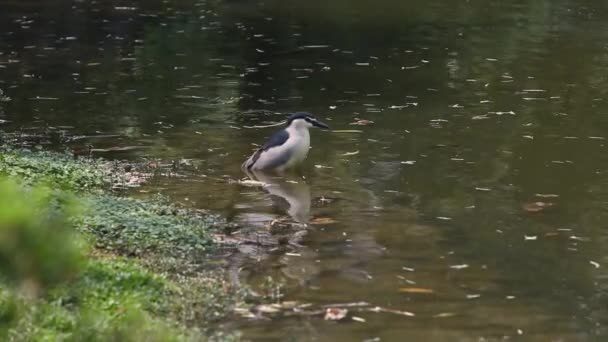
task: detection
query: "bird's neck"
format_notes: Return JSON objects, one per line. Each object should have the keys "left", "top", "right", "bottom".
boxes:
{"left": 286, "top": 124, "right": 310, "bottom": 138}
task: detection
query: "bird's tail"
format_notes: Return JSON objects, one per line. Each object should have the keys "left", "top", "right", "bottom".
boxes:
{"left": 241, "top": 158, "right": 252, "bottom": 171}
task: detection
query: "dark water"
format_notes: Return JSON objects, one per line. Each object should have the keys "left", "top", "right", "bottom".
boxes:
{"left": 3, "top": 0, "right": 608, "bottom": 340}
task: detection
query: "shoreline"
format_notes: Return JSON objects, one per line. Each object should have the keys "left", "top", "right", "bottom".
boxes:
{"left": 0, "top": 132, "right": 247, "bottom": 340}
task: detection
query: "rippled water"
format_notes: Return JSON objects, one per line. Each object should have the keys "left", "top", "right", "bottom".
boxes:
{"left": 3, "top": 0, "right": 608, "bottom": 340}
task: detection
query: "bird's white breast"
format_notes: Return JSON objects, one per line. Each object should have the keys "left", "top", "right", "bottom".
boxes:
{"left": 280, "top": 125, "right": 310, "bottom": 170}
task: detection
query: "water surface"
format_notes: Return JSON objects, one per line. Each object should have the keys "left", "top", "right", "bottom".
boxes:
{"left": 2, "top": 0, "right": 608, "bottom": 340}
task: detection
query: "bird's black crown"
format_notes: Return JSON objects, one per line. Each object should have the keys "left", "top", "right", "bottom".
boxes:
{"left": 286, "top": 112, "right": 314, "bottom": 124}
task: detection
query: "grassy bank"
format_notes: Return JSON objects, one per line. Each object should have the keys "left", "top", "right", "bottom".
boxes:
{"left": 0, "top": 141, "right": 244, "bottom": 341}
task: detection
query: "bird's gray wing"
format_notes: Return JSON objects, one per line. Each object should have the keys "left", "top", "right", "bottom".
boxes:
{"left": 245, "top": 129, "right": 290, "bottom": 170}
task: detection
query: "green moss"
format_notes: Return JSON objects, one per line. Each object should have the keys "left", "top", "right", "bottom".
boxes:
{"left": 0, "top": 147, "right": 112, "bottom": 191}
{"left": 75, "top": 195, "right": 217, "bottom": 259}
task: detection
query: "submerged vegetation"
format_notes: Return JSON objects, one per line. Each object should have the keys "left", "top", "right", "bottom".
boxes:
{"left": 0, "top": 141, "right": 243, "bottom": 341}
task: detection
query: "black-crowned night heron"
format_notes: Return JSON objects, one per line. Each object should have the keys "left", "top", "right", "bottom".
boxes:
{"left": 242, "top": 112, "right": 329, "bottom": 172}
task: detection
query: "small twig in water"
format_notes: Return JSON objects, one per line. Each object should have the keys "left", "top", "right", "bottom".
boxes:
{"left": 243, "top": 121, "right": 286, "bottom": 129}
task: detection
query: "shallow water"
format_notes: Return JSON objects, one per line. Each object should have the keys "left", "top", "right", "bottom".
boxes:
{"left": 3, "top": 0, "right": 608, "bottom": 340}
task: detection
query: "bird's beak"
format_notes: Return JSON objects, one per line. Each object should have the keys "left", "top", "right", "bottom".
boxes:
{"left": 312, "top": 119, "right": 330, "bottom": 129}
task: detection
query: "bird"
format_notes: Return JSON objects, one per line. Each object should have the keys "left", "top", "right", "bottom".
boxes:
{"left": 242, "top": 112, "right": 329, "bottom": 172}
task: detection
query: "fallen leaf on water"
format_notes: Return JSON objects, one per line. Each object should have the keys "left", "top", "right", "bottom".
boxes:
{"left": 253, "top": 304, "right": 281, "bottom": 314}
{"left": 309, "top": 217, "right": 337, "bottom": 225}
{"left": 324, "top": 308, "right": 348, "bottom": 321}
{"left": 90, "top": 146, "right": 143, "bottom": 152}
{"left": 278, "top": 301, "right": 300, "bottom": 309}
{"left": 570, "top": 235, "right": 590, "bottom": 242}
{"left": 449, "top": 264, "right": 469, "bottom": 270}
{"left": 434, "top": 312, "right": 457, "bottom": 318}
{"left": 368, "top": 306, "right": 415, "bottom": 317}
{"left": 399, "top": 287, "right": 434, "bottom": 294}
{"left": 331, "top": 129, "right": 363, "bottom": 133}
{"left": 523, "top": 201, "right": 554, "bottom": 212}
{"left": 238, "top": 179, "right": 268, "bottom": 187}
{"left": 535, "top": 193, "right": 559, "bottom": 198}
{"left": 350, "top": 118, "right": 374, "bottom": 126}
{"left": 323, "top": 302, "right": 370, "bottom": 308}
{"left": 234, "top": 307, "right": 257, "bottom": 319}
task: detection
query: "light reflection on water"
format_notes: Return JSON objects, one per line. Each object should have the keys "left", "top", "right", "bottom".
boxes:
{"left": 2, "top": 0, "right": 608, "bottom": 340}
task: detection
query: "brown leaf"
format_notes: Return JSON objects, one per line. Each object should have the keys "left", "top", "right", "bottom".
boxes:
{"left": 399, "top": 287, "right": 435, "bottom": 294}
{"left": 309, "top": 217, "right": 338, "bottom": 225}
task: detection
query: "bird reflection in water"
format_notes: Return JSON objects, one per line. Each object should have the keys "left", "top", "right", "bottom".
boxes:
{"left": 228, "top": 169, "right": 319, "bottom": 287}
{"left": 243, "top": 169, "right": 311, "bottom": 224}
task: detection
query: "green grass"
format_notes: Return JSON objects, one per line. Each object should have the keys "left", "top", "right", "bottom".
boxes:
{"left": 75, "top": 195, "right": 217, "bottom": 259}
{"left": 3, "top": 258, "right": 188, "bottom": 341}
{"left": 0, "top": 142, "right": 244, "bottom": 341}
{"left": 1, "top": 256, "right": 242, "bottom": 341}
{"left": 0, "top": 147, "right": 113, "bottom": 191}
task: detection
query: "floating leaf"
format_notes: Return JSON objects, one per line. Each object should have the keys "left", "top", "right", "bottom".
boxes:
{"left": 367, "top": 306, "right": 415, "bottom": 317}
{"left": 522, "top": 201, "right": 554, "bottom": 212}
{"left": 349, "top": 118, "right": 374, "bottom": 126}
{"left": 332, "top": 130, "right": 363, "bottom": 133}
{"left": 90, "top": 146, "right": 144, "bottom": 152}
{"left": 253, "top": 304, "right": 281, "bottom": 314}
{"left": 535, "top": 193, "right": 559, "bottom": 198}
{"left": 449, "top": 264, "right": 469, "bottom": 270}
{"left": 324, "top": 308, "right": 348, "bottom": 321}
{"left": 238, "top": 179, "right": 268, "bottom": 187}
{"left": 309, "top": 217, "right": 337, "bottom": 225}
{"left": 399, "top": 287, "right": 434, "bottom": 294}
{"left": 351, "top": 316, "right": 366, "bottom": 323}
{"left": 434, "top": 312, "right": 457, "bottom": 318}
